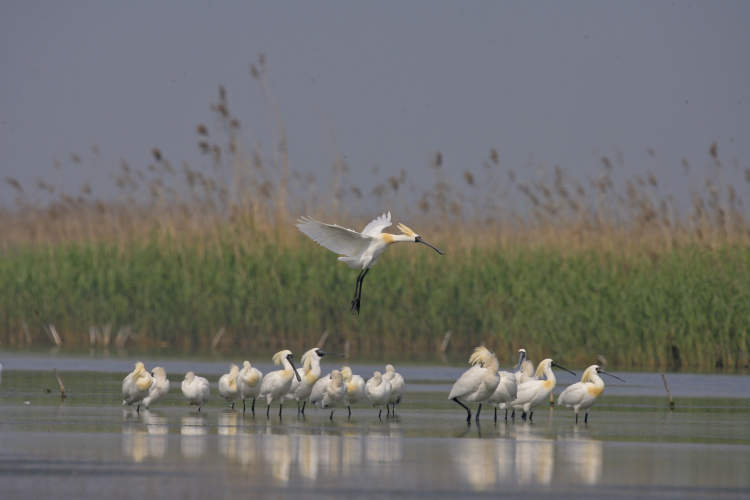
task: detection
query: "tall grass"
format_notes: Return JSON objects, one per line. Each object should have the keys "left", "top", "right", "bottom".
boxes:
{"left": 2, "top": 55, "right": 749, "bottom": 370}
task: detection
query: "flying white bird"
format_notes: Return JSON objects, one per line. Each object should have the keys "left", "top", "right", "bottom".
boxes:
{"left": 558, "top": 364, "right": 624, "bottom": 423}
{"left": 365, "top": 370, "right": 392, "bottom": 419}
{"left": 296, "top": 212, "right": 444, "bottom": 314}
{"left": 122, "top": 361, "right": 153, "bottom": 413}
{"left": 383, "top": 364, "right": 405, "bottom": 417}
{"left": 218, "top": 364, "right": 240, "bottom": 409}
{"left": 448, "top": 346, "right": 500, "bottom": 424}
{"left": 511, "top": 358, "right": 576, "bottom": 422}
{"left": 287, "top": 348, "right": 326, "bottom": 415}
{"left": 341, "top": 366, "right": 365, "bottom": 417}
{"left": 181, "top": 371, "right": 210, "bottom": 411}
{"left": 258, "top": 350, "right": 302, "bottom": 418}
{"left": 238, "top": 360, "right": 263, "bottom": 414}
{"left": 143, "top": 366, "right": 170, "bottom": 409}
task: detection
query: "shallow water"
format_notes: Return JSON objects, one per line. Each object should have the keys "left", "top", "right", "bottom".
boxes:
{"left": 1, "top": 355, "right": 749, "bottom": 499}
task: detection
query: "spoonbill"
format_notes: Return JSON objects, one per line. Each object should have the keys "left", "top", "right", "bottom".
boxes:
{"left": 383, "top": 364, "right": 405, "bottom": 416}
{"left": 489, "top": 350, "right": 526, "bottom": 422}
{"left": 287, "top": 348, "right": 326, "bottom": 415}
{"left": 449, "top": 346, "right": 500, "bottom": 424}
{"left": 511, "top": 358, "right": 575, "bottom": 422}
{"left": 296, "top": 212, "right": 444, "bottom": 314}
{"left": 258, "top": 350, "right": 301, "bottom": 418}
{"left": 515, "top": 349, "right": 535, "bottom": 385}
{"left": 365, "top": 370, "right": 392, "bottom": 419}
{"left": 218, "top": 364, "right": 240, "bottom": 409}
{"left": 238, "top": 360, "right": 263, "bottom": 414}
{"left": 341, "top": 366, "right": 365, "bottom": 417}
{"left": 143, "top": 366, "right": 170, "bottom": 409}
{"left": 312, "top": 369, "right": 346, "bottom": 419}
{"left": 181, "top": 371, "right": 210, "bottom": 411}
{"left": 558, "top": 364, "right": 625, "bottom": 423}
{"left": 122, "top": 361, "right": 153, "bottom": 413}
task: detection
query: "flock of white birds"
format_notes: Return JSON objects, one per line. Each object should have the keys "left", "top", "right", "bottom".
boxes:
{"left": 121, "top": 347, "right": 405, "bottom": 420}
{"left": 122, "top": 213, "right": 624, "bottom": 424}
{"left": 449, "top": 346, "right": 625, "bottom": 425}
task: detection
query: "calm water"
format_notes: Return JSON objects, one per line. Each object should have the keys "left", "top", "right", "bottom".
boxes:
{"left": 1, "top": 353, "right": 749, "bottom": 499}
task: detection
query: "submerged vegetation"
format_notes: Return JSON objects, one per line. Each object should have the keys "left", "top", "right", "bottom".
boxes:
{"left": 1, "top": 56, "right": 749, "bottom": 370}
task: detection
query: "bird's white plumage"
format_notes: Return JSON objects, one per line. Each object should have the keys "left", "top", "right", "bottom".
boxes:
{"left": 122, "top": 361, "right": 153, "bottom": 407}
{"left": 238, "top": 361, "right": 263, "bottom": 401}
{"left": 296, "top": 216, "right": 371, "bottom": 258}
{"left": 315, "top": 370, "right": 346, "bottom": 409}
{"left": 384, "top": 364, "right": 405, "bottom": 405}
{"left": 287, "top": 348, "right": 324, "bottom": 403}
{"left": 489, "top": 370, "right": 517, "bottom": 408}
{"left": 181, "top": 371, "right": 210, "bottom": 408}
{"left": 309, "top": 373, "right": 331, "bottom": 407}
{"left": 558, "top": 365, "right": 605, "bottom": 418}
{"left": 218, "top": 364, "right": 240, "bottom": 404}
{"left": 342, "top": 366, "right": 365, "bottom": 406}
{"left": 360, "top": 211, "right": 392, "bottom": 237}
{"left": 258, "top": 350, "right": 298, "bottom": 408}
{"left": 365, "top": 371, "right": 392, "bottom": 410}
{"left": 511, "top": 359, "right": 558, "bottom": 414}
{"left": 448, "top": 347, "right": 500, "bottom": 403}
{"left": 143, "top": 366, "right": 170, "bottom": 408}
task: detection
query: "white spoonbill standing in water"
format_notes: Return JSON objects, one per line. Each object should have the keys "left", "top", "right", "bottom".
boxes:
{"left": 296, "top": 212, "right": 444, "bottom": 314}
{"left": 557, "top": 364, "right": 625, "bottom": 423}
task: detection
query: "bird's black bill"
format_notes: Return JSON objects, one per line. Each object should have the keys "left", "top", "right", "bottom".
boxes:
{"left": 600, "top": 369, "right": 625, "bottom": 382}
{"left": 415, "top": 236, "right": 444, "bottom": 255}
{"left": 515, "top": 350, "right": 526, "bottom": 371}
{"left": 287, "top": 355, "right": 301, "bottom": 382}
{"left": 552, "top": 361, "right": 576, "bottom": 376}
{"left": 316, "top": 350, "right": 327, "bottom": 357}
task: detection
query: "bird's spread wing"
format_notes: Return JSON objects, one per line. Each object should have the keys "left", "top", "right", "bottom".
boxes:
{"left": 297, "top": 216, "right": 371, "bottom": 257}
{"left": 360, "top": 211, "right": 392, "bottom": 237}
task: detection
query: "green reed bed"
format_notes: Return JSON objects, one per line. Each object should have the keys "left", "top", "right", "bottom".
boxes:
{"left": 1, "top": 238, "right": 748, "bottom": 371}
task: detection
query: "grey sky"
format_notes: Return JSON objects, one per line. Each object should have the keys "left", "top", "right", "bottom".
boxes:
{"left": 1, "top": 1, "right": 748, "bottom": 212}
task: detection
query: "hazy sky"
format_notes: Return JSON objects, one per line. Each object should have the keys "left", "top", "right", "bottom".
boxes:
{"left": 1, "top": 1, "right": 749, "bottom": 211}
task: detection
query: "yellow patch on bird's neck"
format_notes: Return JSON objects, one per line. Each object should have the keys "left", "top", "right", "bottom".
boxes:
{"left": 381, "top": 233, "right": 395, "bottom": 244}
{"left": 543, "top": 379, "right": 554, "bottom": 390}
{"left": 247, "top": 371, "right": 260, "bottom": 386}
{"left": 304, "top": 371, "right": 317, "bottom": 385}
{"left": 587, "top": 385, "right": 604, "bottom": 397}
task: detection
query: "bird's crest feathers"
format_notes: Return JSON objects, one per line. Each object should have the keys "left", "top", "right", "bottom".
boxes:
{"left": 581, "top": 365, "right": 599, "bottom": 383}
{"left": 272, "top": 349, "right": 292, "bottom": 365}
{"left": 469, "top": 346, "right": 493, "bottom": 366}
{"left": 536, "top": 359, "right": 553, "bottom": 378}
{"left": 396, "top": 222, "right": 417, "bottom": 237}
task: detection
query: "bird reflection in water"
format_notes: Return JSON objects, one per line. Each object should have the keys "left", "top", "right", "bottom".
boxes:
{"left": 180, "top": 414, "right": 207, "bottom": 459}
{"left": 121, "top": 409, "right": 167, "bottom": 462}
{"left": 559, "top": 427, "right": 603, "bottom": 485}
{"left": 262, "top": 428, "right": 293, "bottom": 485}
{"left": 454, "top": 438, "right": 498, "bottom": 492}
{"left": 218, "top": 411, "right": 239, "bottom": 461}
{"left": 515, "top": 424, "right": 554, "bottom": 485}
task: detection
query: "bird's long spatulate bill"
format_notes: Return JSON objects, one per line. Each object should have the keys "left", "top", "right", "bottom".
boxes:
{"left": 415, "top": 236, "right": 444, "bottom": 255}
{"left": 600, "top": 370, "right": 625, "bottom": 382}
{"left": 552, "top": 361, "right": 576, "bottom": 376}
{"left": 289, "top": 358, "right": 301, "bottom": 382}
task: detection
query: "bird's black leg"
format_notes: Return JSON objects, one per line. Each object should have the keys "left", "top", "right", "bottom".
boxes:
{"left": 584, "top": 412, "right": 588, "bottom": 424}
{"left": 521, "top": 411, "right": 527, "bottom": 421}
{"left": 475, "top": 404, "right": 482, "bottom": 423}
{"left": 575, "top": 413, "right": 579, "bottom": 424}
{"left": 252, "top": 397, "right": 256, "bottom": 415}
{"left": 301, "top": 401, "right": 306, "bottom": 415}
{"left": 330, "top": 409, "right": 335, "bottom": 420}
{"left": 452, "top": 397, "right": 472, "bottom": 423}
{"left": 511, "top": 409, "right": 515, "bottom": 420}
{"left": 351, "top": 268, "right": 369, "bottom": 314}
{"left": 504, "top": 408, "right": 508, "bottom": 421}
{"left": 266, "top": 404, "right": 270, "bottom": 418}
{"left": 136, "top": 404, "right": 140, "bottom": 414}
{"left": 348, "top": 405, "right": 352, "bottom": 418}
{"left": 529, "top": 411, "right": 534, "bottom": 423}
{"left": 231, "top": 401, "right": 235, "bottom": 410}
{"left": 378, "top": 408, "right": 382, "bottom": 420}
{"left": 279, "top": 403, "right": 283, "bottom": 418}
{"left": 494, "top": 407, "right": 497, "bottom": 423}
{"left": 243, "top": 399, "right": 246, "bottom": 414}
